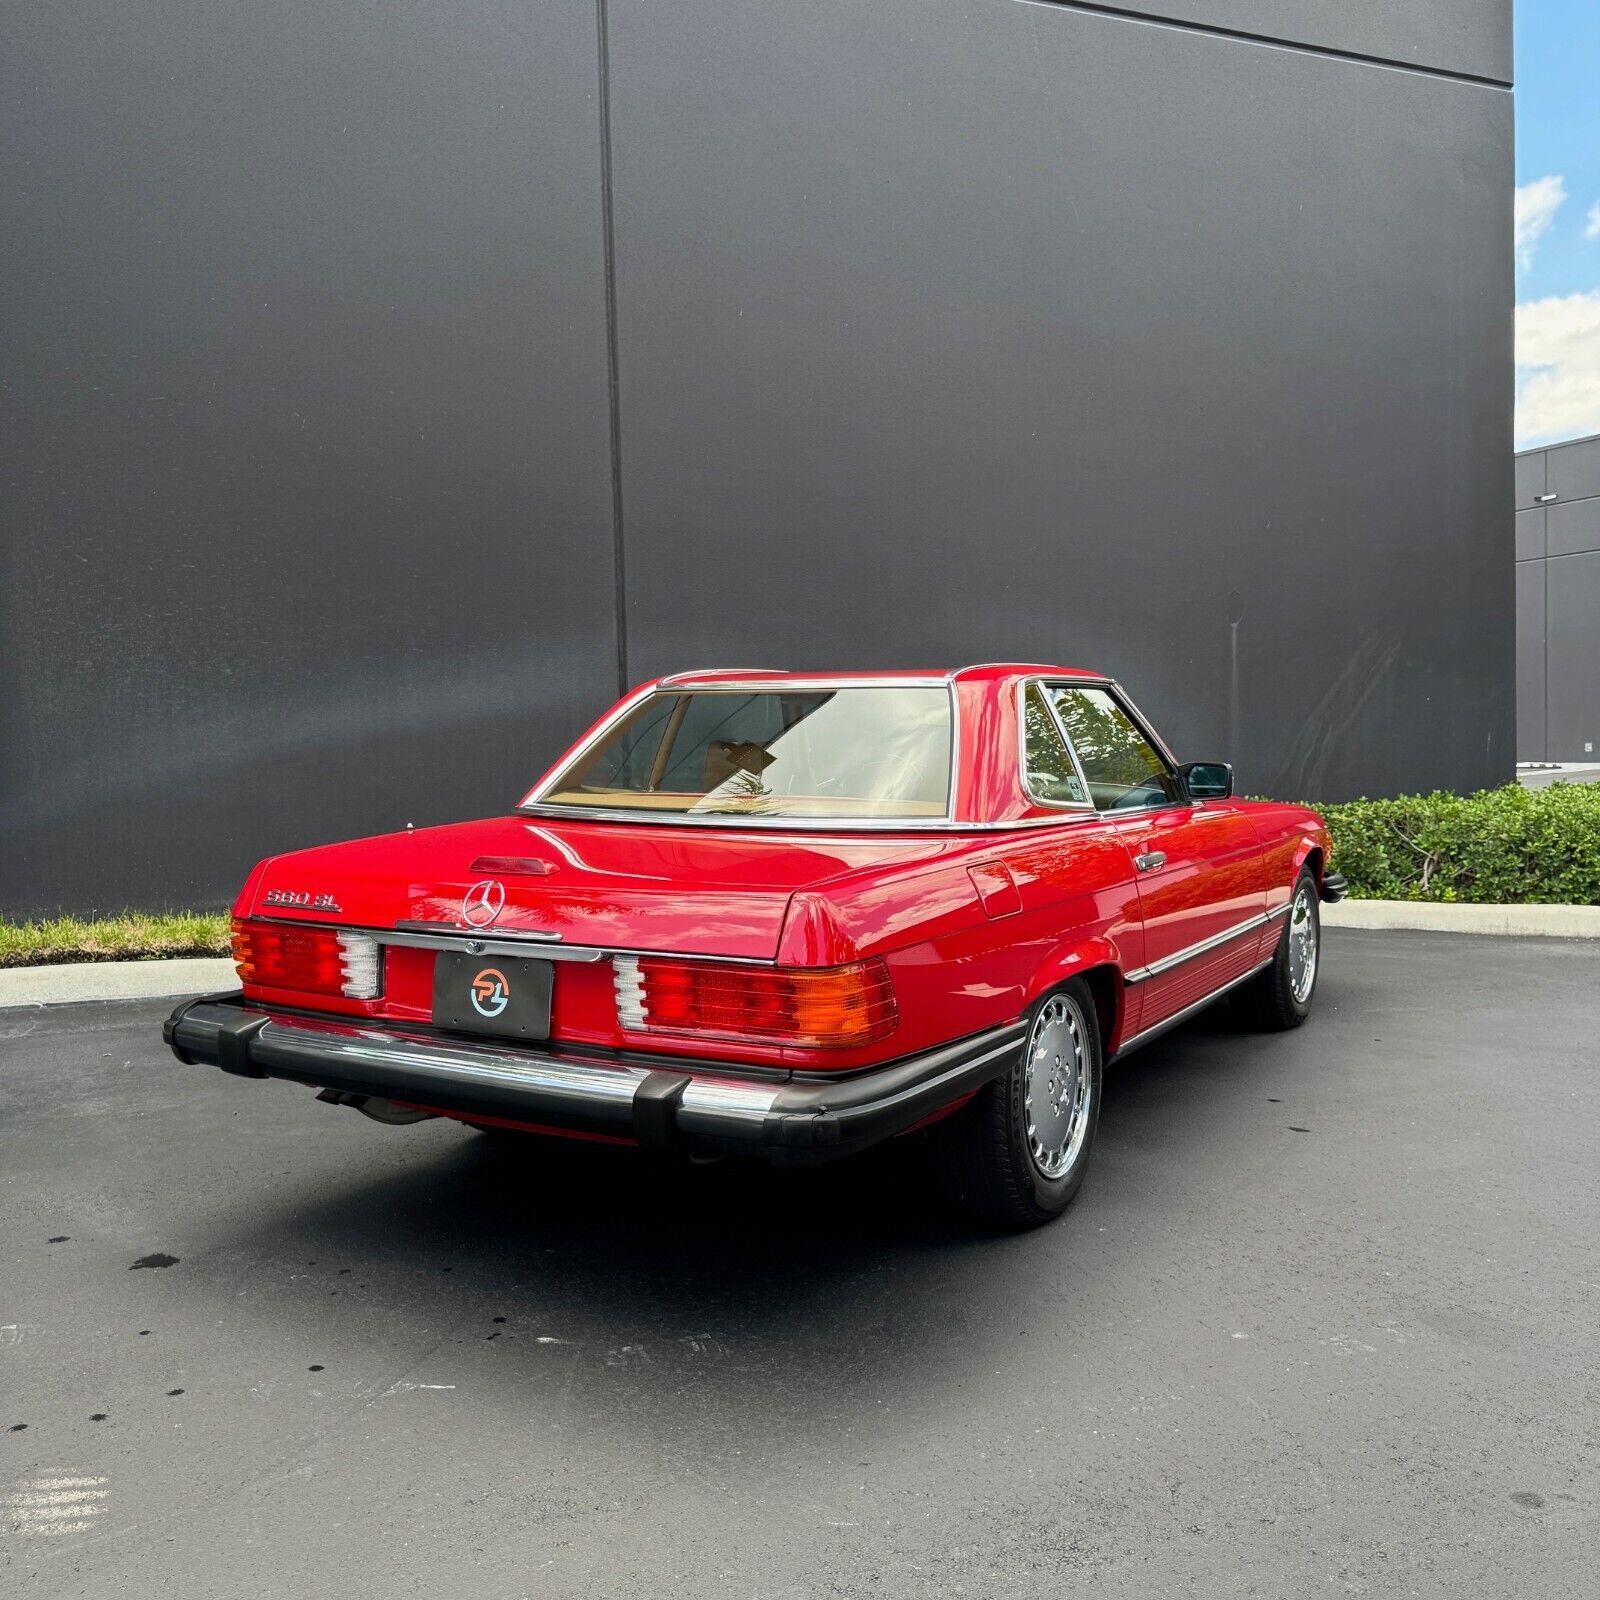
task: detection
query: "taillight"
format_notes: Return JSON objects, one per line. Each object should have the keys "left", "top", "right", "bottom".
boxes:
{"left": 231, "top": 919, "right": 381, "bottom": 999}
{"left": 613, "top": 956, "right": 896, "bottom": 1049}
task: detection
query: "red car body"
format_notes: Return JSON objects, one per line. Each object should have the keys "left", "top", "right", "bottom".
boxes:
{"left": 166, "top": 666, "right": 1338, "bottom": 1211}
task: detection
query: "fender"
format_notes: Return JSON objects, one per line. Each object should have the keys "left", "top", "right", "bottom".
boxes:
{"left": 1291, "top": 828, "right": 1331, "bottom": 886}
{"left": 1025, "top": 933, "right": 1133, "bottom": 1054}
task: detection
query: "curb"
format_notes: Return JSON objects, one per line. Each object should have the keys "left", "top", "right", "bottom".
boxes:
{"left": 1322, "top": 901, "right": 1600, "bottom": 939}
{"left": 0, "top": 957, "right": 236, "bottom": 1009}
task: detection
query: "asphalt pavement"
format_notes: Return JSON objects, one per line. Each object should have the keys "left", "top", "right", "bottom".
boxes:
{"left": 2, "top": 929, "right": 1597, "bottom": 1598}
{"left": 1518, "top": 763, "right": 1600, "bottom": 790}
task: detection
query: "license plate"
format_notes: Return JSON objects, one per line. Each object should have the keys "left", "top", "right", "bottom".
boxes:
{"left": 431, "top": 952, "right": 553, "bottom": 1041}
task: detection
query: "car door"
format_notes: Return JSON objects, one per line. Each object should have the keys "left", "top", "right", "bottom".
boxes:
{"left": 1043, "top": 683, "right": 1268, "bottom": 1034}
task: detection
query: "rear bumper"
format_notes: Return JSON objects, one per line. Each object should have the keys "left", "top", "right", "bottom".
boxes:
{"left": 163, "top": 994, "right": 1025, "bottom": 1166}
{"left": 1321, "top": 871, "right": 1349, "bottom": 904}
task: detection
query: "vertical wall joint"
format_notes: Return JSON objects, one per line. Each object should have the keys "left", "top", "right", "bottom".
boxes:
{"left": 595, "top": 0, "right": 628, "bottom": 693}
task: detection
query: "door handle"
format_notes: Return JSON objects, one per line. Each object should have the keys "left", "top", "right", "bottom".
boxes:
{"left": 1134, "top": 850, "right": 1166, "bottom": 873}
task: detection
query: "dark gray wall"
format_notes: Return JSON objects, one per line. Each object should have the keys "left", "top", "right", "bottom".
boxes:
{"left": 1065, "top": 0, "right": 1511, "bottom": 81}
{"left": 610, "top": 1, "right": 1513, "bottom": 804}
{"left": 2, "top": 0, "right": 619, "bottom": 915}
{"left": 1515, "top": 434, "right": 1600, "bottom": 762}
{"left": 1, "top": 0, "right": 1513, "bottom": 916}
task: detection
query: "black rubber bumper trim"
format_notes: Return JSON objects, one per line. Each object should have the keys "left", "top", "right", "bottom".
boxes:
{"left": 163, "top": 991, "right": 250, "bottom": 1066}
{"left": 163, "top": 994, "right": 1024, "bottom": 1164}
{"left": 759, "top": 1024, "right": 1028, "bottom": 1160}
{"left": 632, "top": 1070, "right": 691, "bottom": 1146}
{"left": 1321, "top": 871, "right": 1349, "bottom": 904}
{"left": 217, "top": 1014, "right": 271, "bottom": 1077}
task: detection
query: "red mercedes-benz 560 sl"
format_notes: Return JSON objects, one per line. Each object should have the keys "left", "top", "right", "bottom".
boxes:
{"left": 165, "top": 666, "right": 1343, "bottom": 1229}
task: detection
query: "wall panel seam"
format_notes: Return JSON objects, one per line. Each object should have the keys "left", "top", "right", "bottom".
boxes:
{"left": 595, "top": 0, "right": 629, "bottom": 695}
{"left": 1016, "top": 1, "right": 1513, "bottom": 89}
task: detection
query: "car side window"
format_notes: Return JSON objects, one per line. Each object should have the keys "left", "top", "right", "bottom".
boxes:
{"left": 1021, "top": 683, "right": 1088, "bottom": 805}
{"left": 1046, "top": 686, "right": 1184, "bottom": 812}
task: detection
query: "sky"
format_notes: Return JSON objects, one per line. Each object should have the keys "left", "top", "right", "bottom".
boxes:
{"left": 1514, "top": 0, "right": 1600, "bottom": 448}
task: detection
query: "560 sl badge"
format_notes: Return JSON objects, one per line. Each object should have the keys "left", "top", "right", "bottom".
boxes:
{"left": 264, "top": 888, "right": 341, "bottom": 911}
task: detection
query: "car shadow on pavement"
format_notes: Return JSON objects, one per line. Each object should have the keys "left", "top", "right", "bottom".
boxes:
{"left": 180, "top": 1003, "right": 1287, "bottom": 1448}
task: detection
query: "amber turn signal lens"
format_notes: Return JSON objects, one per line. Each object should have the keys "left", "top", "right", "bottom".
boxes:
{"left": 231, "top": 918, "right": 381, "bottom": 999}
{"left": 613, "top": 955, "right": 897, "bottom": 1049}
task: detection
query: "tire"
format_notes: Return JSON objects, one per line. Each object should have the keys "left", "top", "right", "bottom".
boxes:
{"left": 1245, "top": 866, "right": 1321, "bottom": 1030}
{"left": 942, "top": 977, "right": 1102, "bottom": 1231}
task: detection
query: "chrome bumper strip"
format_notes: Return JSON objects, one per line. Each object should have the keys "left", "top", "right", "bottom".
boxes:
{"left": 244, "top": 1009, "right": 649, "bottom": 1125}
{"left": 677, "top": 1076, "right": 786, "bottom": 1140}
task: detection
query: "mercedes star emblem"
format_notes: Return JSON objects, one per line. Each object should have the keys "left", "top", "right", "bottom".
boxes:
{"left": 461, "top": 879, "right": 506, "bottom": 928}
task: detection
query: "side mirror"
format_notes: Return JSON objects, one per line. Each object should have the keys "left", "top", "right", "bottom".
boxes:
{"left": 1180, "top": 761, "right": 1233, "bottom": 801}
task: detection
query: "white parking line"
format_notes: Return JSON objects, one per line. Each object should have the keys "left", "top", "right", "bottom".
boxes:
{"left": 5, "top": 1474, "right": 109, "bottom": 1538}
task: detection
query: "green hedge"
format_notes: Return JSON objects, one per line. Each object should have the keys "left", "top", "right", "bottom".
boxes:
{"left": 1318, "top": 782, "right": 1600, "bottom": 905}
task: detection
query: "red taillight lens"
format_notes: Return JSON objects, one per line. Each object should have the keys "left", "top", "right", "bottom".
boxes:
{"left": 231, "top": 919, "right": 381, "bottom": 999}
{"left": 614, "top": 956, "right": 897, "bottom": 1049}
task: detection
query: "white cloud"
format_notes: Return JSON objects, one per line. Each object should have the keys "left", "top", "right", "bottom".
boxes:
{"left": 1514, "top": 175, "right": 1566, "bottom": 270}
{"left": 1587, "top": 201, "right": 1600, "bottom": 241}
{"left": 1516, "top": 289, "right": 1600, "bottom": 448}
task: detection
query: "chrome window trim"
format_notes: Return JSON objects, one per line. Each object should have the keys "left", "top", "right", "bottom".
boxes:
{"left": 1122, "top": 901, "right": 1289, "bottom": 985}
{"left": 626, "top": 676, "right": 952, "bottom": 692}
{"left": 518, "top": 679, "right": 662, "bottom": 809}
{"left": 1105, "top": 678, "right": 1186, "bottom": 776}
{"left": 1016, "top": 678, "right": 1099, "bottom": 813}
{"left": 520, "top": 680, "right": 960, "bottom": 825}
{"left": 658, "top": 667, "right": 786, "bottom": 684}
{"left": 1046, "top": 678, "right": 1191, "bottom": 817}
{"left": 513, "top": 804, "right": 1109, "bottom": 834}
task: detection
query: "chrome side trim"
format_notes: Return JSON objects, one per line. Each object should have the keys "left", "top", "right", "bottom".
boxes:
{"left": 1113, "top": 958, "right": 1273, "bottom": 1058}
{"left": 1123, "top": 903, "right": 1286, "bottom": 984}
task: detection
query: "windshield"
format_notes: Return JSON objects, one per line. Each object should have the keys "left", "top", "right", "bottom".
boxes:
{"left": 533, "top": 686, "right": 954, "bottom": 822}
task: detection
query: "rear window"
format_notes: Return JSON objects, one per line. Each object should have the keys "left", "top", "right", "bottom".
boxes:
{"left": 533, "top": 686, "right": 953, "bottom": 822}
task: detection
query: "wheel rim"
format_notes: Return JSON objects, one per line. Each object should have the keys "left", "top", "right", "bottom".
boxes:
{"left": 1024, "top": 994, "right": 1092, "bottom": 1179}
{"left": 1289, "top": 883, "right": 1318, "bottom": 1003}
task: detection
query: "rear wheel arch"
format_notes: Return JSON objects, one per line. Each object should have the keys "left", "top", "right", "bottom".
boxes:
{"left": 1024, "top": 943, "right": 1125, "bottom": 1054}
{"left": 1078, "top": 963, "right": 1121, "bottom": 1056}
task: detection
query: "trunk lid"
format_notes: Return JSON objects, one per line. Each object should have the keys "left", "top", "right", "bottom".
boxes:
{"left": 247, "top": 815, "right": 954, "bottom": 960}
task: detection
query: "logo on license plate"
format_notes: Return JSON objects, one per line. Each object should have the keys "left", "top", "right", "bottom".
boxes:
{"left": 470, "top": 967, "right": 510, "bottom": 1018}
